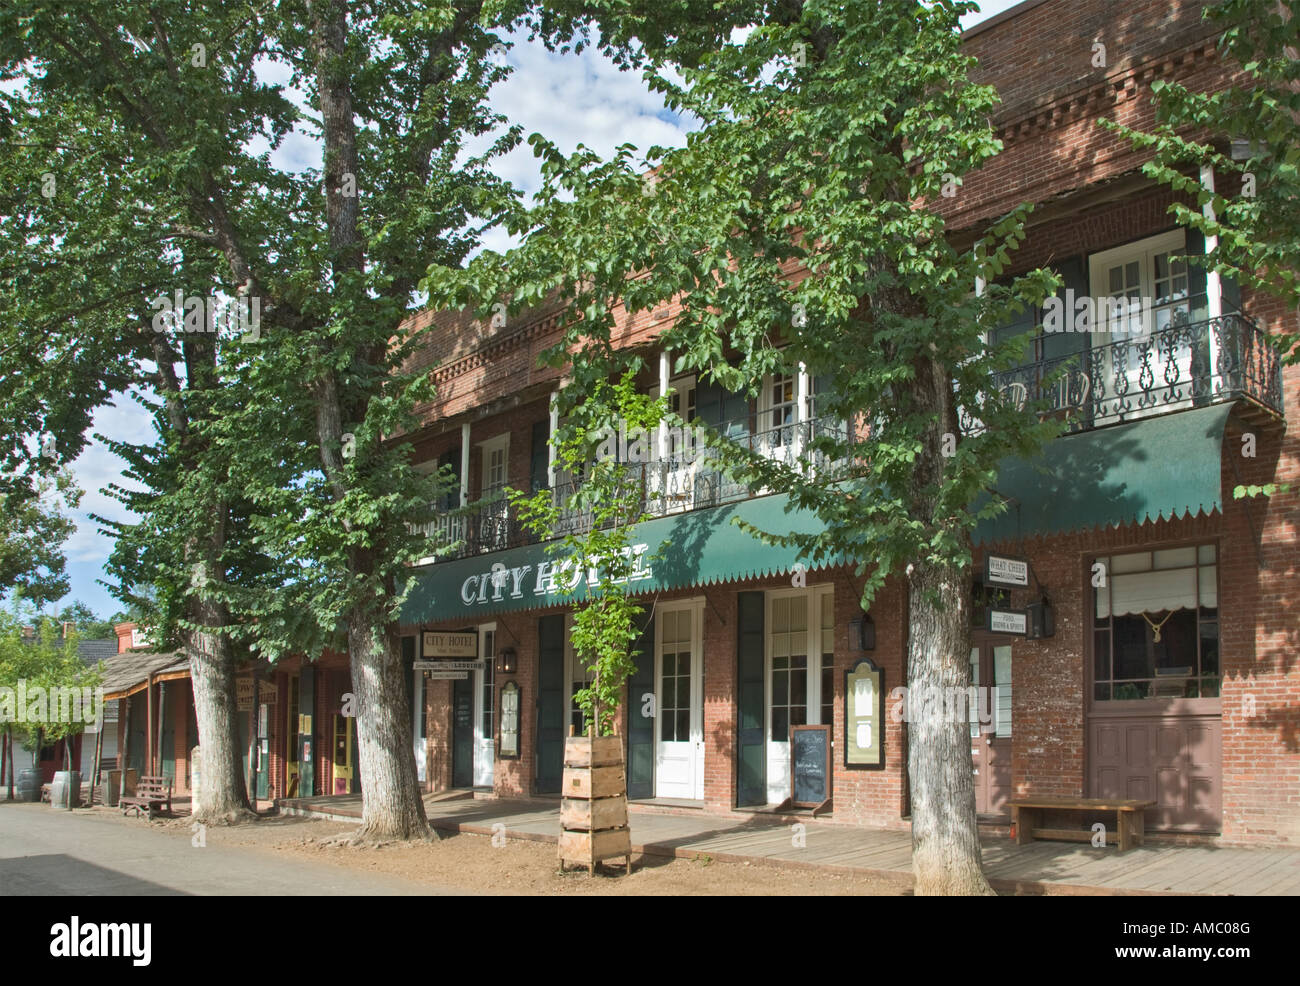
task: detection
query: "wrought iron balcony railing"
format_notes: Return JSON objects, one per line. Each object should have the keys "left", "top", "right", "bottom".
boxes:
{"left": 961, "top": 313, "right": 1283, "bottom": 434}
{"left": 410, "top": 416, "right": 850, "bottom": 561}
{"left": 413, "top": 314, "right": 1283, "bottom": 563}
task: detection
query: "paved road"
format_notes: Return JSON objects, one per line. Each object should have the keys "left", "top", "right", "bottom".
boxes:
{"left": 0, "top": 802, "right": 453, "bottom": 895}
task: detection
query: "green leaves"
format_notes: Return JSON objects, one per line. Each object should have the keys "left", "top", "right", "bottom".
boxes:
{"left": 1104, "top": 0, "right": 1300, "bottom": 367}
{"left": 442, "top": 0, "right": 1056, "bottom": 623}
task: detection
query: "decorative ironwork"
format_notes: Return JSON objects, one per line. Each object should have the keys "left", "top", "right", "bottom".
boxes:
{"left": 409, "top": 416, "right": 851, "bottom": 561}
{"left": 962, "top": 313, "right": 1282, "bottom": 435}
{"left": 411, "top": 313, "right": 1282, "bottom": 563}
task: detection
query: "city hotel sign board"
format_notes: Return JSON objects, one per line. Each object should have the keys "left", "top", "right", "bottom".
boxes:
{"left": 421, "top": 632, "right": 478, "bottom": 658}
{"left": 456, "top": 543, "right": 653, "bottom": 609}
{"left": 417, "top": 632, "right": 479, "bottom": 679}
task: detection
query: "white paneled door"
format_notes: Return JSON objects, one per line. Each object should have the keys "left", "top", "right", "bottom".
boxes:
{"left": 655, "top": 603, "right": 704, "bottom": 800}
{"left": 473, "top": 625, "right": 496, "bottom": 788}
{"left": 766, "top": 587, "right": 834, "bottom": 804}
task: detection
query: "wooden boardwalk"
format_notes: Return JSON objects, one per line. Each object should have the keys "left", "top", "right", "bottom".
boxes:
{"left": 276, "top": 794, "right": 1300, "bottom": 895}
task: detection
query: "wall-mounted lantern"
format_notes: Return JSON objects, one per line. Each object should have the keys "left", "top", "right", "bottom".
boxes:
{"left": 850, "top": 613, "right": 876, "bottom": 652}
{"left": 496, "top": 646, "right": 517, "bottom": 675}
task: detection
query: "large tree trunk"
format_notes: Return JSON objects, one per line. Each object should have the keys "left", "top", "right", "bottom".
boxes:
{"left": 187, "top": 602, "right": 253, "bottom": 825}
{"left": 904, "top": 352, "right": 994, "bottom": 896}
{"left": 348, "top": 619, "right": 430, "bottom": 841}
{"left": 906, "top": 560, "right": 993, "bottom": 895}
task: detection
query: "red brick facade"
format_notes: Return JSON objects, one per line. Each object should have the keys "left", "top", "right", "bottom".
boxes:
{"left": 270, "top": 0, "right": 1297, "bottom": 846}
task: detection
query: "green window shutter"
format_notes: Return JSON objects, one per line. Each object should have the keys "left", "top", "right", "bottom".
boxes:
{"left": 452, "top": 676, "right": 473, "bottom": 788}
{"left": 535, "top": 614, "right": 565, "bottom": 794}
{"left": 1186, "top": 228, "right": 1209, "bottom": 322}
{"left": 1184, "top": 227, "right": 1241, "bottom": 316}
{"left": 1039, "top": 255, "right": 1089, "bottom": 362}
{"left": 736, "top": 591, "right": 766, "bottom": 806}
{"left": 402, "top": 636, "right": 426, "bottom": 739}
{"left": 530, "top": 419, "right": 549, "bottom": 492}
{"left": 695, "top": 379, "right": 723, "bottom": 428}
{"left": 722, "top": 390, "right": 750, "bottom": 439}
{"left": 438, "top": 446, "right": 460, "bottom": 510}
{"left": 696, "top": 377, "right": 750, "bottom": 440}
{"left": 626, "top": 614, "right": 656, "bottom": 800}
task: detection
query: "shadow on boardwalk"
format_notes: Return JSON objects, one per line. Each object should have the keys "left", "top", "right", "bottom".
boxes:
{"left": 273, "top": 793, "right": 1300, "bottom": 895}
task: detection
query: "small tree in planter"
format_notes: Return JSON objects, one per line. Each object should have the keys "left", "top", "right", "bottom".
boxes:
{"left": 512, "top": 370, "right": 666, "bottom": 875}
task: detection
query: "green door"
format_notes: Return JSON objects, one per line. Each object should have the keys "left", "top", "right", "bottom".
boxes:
{"left": 452, "top": 676, "right": 473, "bottom": 788}
{"left": 127, "top": 692, "right": 146, "bottom": 776}
{"left": 626, "top": 615, "right": 655, "bottom": 800}
{"left": 737, "top": 591, "right": 766, "bottom": 806}
{"left": 536, "top": 614, "right": 565, "bottom": 794}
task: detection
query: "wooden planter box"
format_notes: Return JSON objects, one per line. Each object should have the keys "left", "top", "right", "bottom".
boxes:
{"left": 559, "top": 735, "right": 632, "bottom": 876}
{"left": 564, "top": 735, "right": 625, "bottom": 768}
{"left": 561, "top": 796, "right": 628, "bottom": 830}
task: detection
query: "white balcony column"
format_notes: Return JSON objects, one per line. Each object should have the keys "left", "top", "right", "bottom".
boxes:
{"left": 459, "top": 422, "right": 470, "bottom": 507}
{"left": 796, "top": 361, "right": 810, "bottom": 464}
{"left": 548, "top": 390, "right": 559, "bottom": 487}
{"left": 657, "top": 349, "right": 671, "bottom": 464}
{"left": 1199, "top": 163, "right": 1224, "bottom": 396}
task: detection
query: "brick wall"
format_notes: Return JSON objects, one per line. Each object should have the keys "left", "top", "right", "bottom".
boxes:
{"left": 380, "top": 0, "right": 1300, "bottom": 842}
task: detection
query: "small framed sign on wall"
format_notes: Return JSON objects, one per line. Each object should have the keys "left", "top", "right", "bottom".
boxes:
{"left": 499, "top": 681, "right": 520, "bottom": 759}
{"left": 844, "top": 658, "right": 884, "bottom": 768}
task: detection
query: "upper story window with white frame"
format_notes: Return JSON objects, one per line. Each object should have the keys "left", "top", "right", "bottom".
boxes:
{"left": 762, "top": 371, "right": 798, "bottom": 436}
{"left": 479, "top": 433, "right": 509, "bottom": 498}
{"left": 1089, "top": 229, "right": 1192, "bottom": 338}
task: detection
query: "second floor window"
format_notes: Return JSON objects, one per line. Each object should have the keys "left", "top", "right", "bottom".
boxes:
{"left": 480, "top": 434, "right": 508, "bottom": 498}
{"left": 764, "top": 372, "right": 797, "bottom": 438}
{"left": 1090, "top": 230, "right": 1192, "bottom": 337}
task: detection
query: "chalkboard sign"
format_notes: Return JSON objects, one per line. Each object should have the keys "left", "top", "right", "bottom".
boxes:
{"left": 790, "top": 724, "right": 831, "bottom": 808}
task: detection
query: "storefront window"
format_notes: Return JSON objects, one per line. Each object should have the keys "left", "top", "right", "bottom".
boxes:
{"left": 567, "top": 629, "right": 593, "bottom": 735}
{"left": 771, "top": 595, "right": 809, "bottom": 741}
{"left": 481, "top": 629, "right": 495, "bottom": 739}
{"left": 660, "top": 609, "right": 693, "bottom": 743}
{"left": 971, "top": 581, "right": 1011, "bottom": 629}
{"left": 820, "top": 593, "right": 834, "bottom": 728}
{"left": 1092, "top": 545, "right": 1219, "bottom": 700}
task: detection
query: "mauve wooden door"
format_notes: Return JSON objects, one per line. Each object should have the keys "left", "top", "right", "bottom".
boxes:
{"left": 1088, "top": 713, "right": 1221, "bottom": 831}
{"left": 970, "top": 643, "right": 1013, "bottom": 817}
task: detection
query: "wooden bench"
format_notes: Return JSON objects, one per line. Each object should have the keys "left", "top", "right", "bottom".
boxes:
{"left": 1010, "top": 797, "right": 1155, "bottom": 852}
{"left": 120, "top": 775, "right": 173, "bottom": 817}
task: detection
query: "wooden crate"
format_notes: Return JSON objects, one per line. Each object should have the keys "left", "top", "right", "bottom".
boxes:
{"left": 559, "top": 828, "right": 632, "bottom": 866}
{"left": 558, "top": 735, "right": 632, "bottom": 876}
{"left": 564, "top": 735, "right": 625, "bottom": 768}
{"left": 561, "top": 796, "right": 629, "bottom": 831}
{"left": 563, "top": 764, "right": 625, "bottom": 799}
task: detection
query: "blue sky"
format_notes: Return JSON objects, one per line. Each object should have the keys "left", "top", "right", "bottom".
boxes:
{"left": 48, "top": 0, "right": 1024, "bottom": 621}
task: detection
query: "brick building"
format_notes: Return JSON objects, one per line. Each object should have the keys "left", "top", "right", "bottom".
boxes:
{"left": 265, "top": 0, "right": 1297, "bottom": 844}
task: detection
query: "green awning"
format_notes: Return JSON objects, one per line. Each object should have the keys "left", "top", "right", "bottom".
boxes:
{"left": 974, "top": 404, "right": 1233, "bottom": 545}
{"left": 401, "top": 492, "right": 832, "bottom": 623}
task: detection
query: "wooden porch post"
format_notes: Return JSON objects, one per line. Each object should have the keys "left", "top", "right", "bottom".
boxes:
{"left": 119, "top": 696, "right": 131, "bottom": 802}
{"left": 145, "top": 674, "right": 154, "bottom": 776}
{"left": 1200, "top": 163, "right": 1224, "bottom": 397}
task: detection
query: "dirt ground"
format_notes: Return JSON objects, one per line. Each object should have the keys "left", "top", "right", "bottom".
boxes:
{"left": 92, "top": 807, "right": 908, "bottom": 895}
